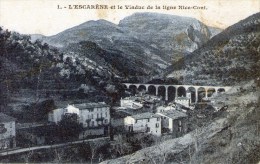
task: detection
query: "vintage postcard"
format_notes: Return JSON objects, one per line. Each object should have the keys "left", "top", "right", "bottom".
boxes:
{"left": 0, "top": 0, "right": 259, "bottom": 163}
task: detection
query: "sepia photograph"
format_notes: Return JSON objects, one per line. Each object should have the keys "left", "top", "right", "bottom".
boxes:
{"left": 0, "top": 0, "right": 259, "bottom": 163}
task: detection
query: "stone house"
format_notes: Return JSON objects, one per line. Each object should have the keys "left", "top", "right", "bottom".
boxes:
{"left": 156, "top": 110, "right": 188, "bottom": 137}
{"left": 124, "top": 112, "right": 161, "bottom": 136}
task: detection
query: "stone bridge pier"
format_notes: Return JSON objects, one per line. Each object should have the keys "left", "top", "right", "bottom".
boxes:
{"left": 123, "top": 83, "right": 232, "bottom": 103}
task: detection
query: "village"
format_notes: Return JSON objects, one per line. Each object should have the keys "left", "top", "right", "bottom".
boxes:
{"left": 1, "top": 2, "right": 259, "bottom": 162}
{"left": 0, "top": 83, "right": 228, "bottom": 157}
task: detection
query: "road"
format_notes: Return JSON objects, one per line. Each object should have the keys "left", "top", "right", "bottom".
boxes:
{"left": 0, "top": 137, "right": 109, "bottom": 156}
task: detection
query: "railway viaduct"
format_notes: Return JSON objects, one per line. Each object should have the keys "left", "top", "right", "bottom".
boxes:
{"left": 123, "top": 83, "right": 232, "bottom": 102}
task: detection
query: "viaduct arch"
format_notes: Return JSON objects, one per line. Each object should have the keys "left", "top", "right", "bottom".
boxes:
{"left": 123, "top": 83, "right": 232, "bottom": 103}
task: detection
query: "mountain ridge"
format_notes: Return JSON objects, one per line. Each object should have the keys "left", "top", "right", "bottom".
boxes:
{"left": 167, "top": 12, "right": 260, "bottom": 86}
{"left": 34, "top": 12, "right": 221, "bottom": 81}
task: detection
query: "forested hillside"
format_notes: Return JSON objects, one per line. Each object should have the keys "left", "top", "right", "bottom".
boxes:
{"left": 167, "top": 12, "right": 260, "bottom": 86}
{"left": 1, "top": 28, "right": 60, "bottom": 106}
{"left": 0, "top": 28, "right": 119, "bottom": 112}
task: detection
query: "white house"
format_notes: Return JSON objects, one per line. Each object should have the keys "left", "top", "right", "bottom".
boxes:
{"left": 175, "top": 96, "right": 191, "bottom": 108}
{"left": 48, "top": 102, "right": 110, "bottom": 128}
{"left": 175, "top": 91, "right": 192, "bottom": 108}
{"left": 156, "top": 110, "right": 187, "bottom": 137}
{"left": 124, "top": 112, "right": 161, "bottom": 136}
{"left": 120, "top": 97, "right": 143, "bottom": 109}
{"left": 156, "top": 104, "right": 176, "bottom": 113}
{"left": 74, "top": 102, "right": 110, "bottom": 128}
{"left": 48, "top": 108, "right": 66, "bottom": 123}
{"left": 0, "top": 113, "right": 16, "bottom": 150}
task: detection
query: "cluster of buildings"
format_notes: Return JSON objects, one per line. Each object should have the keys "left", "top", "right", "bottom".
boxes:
{"left": 112, "top": 92, "right": 192, "bottom": 137}
{"left": 0, "top": 102, "right": 111, "bottom": 150}
{"left": 119, "top": 93, "right": 162, "bottom": 109}
{"left": 0, "top": 91, "right": 196, "bottom": 150}
{"left": 48, "top": 102, "right": 111, "bottom": 139}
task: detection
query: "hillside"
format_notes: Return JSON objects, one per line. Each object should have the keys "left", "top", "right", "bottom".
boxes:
{"left": 167, "top": 12, "right": 260, "bottom": 86}
{"left": 119, "top": 13, "right": 220, "bottom": 55}
{"left": 101, "top": 12, "right": 260, "bottom": 164}
{"left": 102, "top": 80, "right": 260, "bottom": 163}
{"left": 0, "top": 28, "right": 115, "bottom": 115}
{"left": 39, "top": 13, "right": 221, "bottom": 80}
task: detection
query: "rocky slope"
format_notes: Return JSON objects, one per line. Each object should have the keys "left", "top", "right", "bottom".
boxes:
{"left": 167, "top": 12, "right": 260, "bottom": 86}
{"left": 37, "top": 13, "right": 221, "bottom": 80}
{"left": 119, "top": 13, "right": 220, "bottom": 56}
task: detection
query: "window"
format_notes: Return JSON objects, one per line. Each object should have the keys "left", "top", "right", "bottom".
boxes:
{"left": 147, "top": 118, "right": 150, "bottom": 122}
{"left": 105, "top": 112, "right": 107, "bottom": 117}
{"left": 156, "top": 123, "right": 159, "bottom": 128}
{"left": 91, "top": 114, "right": 93, "bottom": 119}
{"left": 92, "top": 121, "right": 95, "bottom": 126}
{"left": 97, "top": 113, "right": 99, "bottom": 118}
{"left": 135, "top": 120, "right": 138, "bottom": 123}
{"left": 104, "top": 119, "right": 107, "bottom": 123}
{"left": 157, "top": 117, "right": 160, "bottom": 121}
{"left": 101, "top": 113, "right": 103, "bottom": 117}
{"left": 146, "top": 127, "right": 150, "bottom": 132}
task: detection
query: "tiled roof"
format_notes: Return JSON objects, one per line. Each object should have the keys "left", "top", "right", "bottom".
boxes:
{"left": 112, "top": 111, "right": 131, "bottom": 118}
{"left": 0, "top": 113, "right": 16, "bottom": 123}
{"left": 131, "top": 112, "right": 160, "bottom": 120}
{"left": 158, "top": 110, "right": 187, "bottom": 119}
{"left": 73, "top": 102, "right": 110, "bottom": 109}
{"left": 122, "top": 96, "right": 137, "bottom": 100}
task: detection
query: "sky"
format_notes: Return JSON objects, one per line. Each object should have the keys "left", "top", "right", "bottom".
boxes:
{"left": 0, "top": 0, "right": 259, "bottom": 36}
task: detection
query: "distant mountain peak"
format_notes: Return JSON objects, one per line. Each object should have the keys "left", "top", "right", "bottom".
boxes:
{"left": 123, "top": 12, "right": 196, "bottom": 20}
{"left": 66, "top": 19, "right": 118, "bottom": 31}
{"left": 37, "top": 12, "right": 222, "bottom": 79}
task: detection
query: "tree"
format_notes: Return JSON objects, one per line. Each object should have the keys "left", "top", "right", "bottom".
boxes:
{"left": 22, "top": 150, "right": 34, "bottom": 163}
{"left": 0, "top": 28, "right": 12, "bottom": 111}
{"left": 88, "top": 141, "right": 104, "bottom": 164}
{"left": 112, "top": 134, "right": 133, "bottom": 157}
{"left": 142, "top": 141, "right": 170, "bottom": 164}
{"left": 53, "top": 148, "right": 66, "bottom": 163}
{"left": 57, "top": 113, "right": 83, "bottom": 141}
